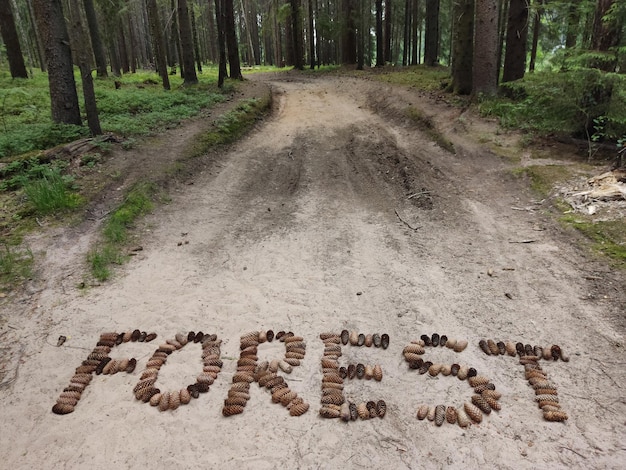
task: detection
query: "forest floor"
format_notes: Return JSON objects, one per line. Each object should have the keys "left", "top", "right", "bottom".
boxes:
{"left": 0, "top": 71, "right": 625, "bottom": 469}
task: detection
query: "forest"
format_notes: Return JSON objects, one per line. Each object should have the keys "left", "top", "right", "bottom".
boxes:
{"left": 0, "top": 0, "right": 625, "bottom": 151}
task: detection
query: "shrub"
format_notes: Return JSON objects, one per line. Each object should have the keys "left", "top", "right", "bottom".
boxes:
{"left": 481, "top": 69, "right": 626, "bottom": 143}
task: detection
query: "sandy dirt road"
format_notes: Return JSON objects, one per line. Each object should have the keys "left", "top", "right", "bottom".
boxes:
{"left": 0, "top": 74, "right": 625, "bottom": 469}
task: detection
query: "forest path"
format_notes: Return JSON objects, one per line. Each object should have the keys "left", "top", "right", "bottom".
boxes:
{"left": 0, "top": 74, "right": 624, "bottom": 469}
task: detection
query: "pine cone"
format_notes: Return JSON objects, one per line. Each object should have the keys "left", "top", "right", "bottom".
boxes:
{"left": 464, "top": 402, "right": 483, "bottom": 423}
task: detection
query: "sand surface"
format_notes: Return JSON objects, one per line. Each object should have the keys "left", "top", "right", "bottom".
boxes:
{"left": 1, "top": 74, "right": 625, "bottom": 469}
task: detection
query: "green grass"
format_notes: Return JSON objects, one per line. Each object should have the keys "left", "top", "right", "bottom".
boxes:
{"left": 373, "top": 64, "right": 451, "bottom": 91}
{"left": 0, "top": 68, "right": 227, "bottom": 159}
{"left": 511, "top": 165, "right": 575, "bottom": 198}
{"left": 511, "top": 164, "right": 625, "bottom": 267}
{"left": 406, "top": 107, "right": 455, "bottom": 153}
{"left": 22, "top": 167, "right": 83, "bottom": 214}
{"left": 0, "top": 244, "right": 33, "bottom": 285}
{"left": 87, "top": 245, "right": 125, "bottom": 283}
{"left": 89, "top": 182, "right": 156, "bottom": 281}
{"left": 186, "top": 96, "right": 271, "bottom": 158}
{"left": 560, "top": 214, "right": 626, "bottom": 267}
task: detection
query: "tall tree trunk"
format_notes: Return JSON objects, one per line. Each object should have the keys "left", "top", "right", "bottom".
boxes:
{"left": 375, "top": 0, "right": 383, "bottom": 66}
{"left": 502, "top": 0, "right": 529, "bottom": 82}
{"left": 170, "top": 0, "right": 184, "bottom": 78}
{"left": 32, "top": 0, "right": 81, "bottom": 125}
{"left": 473, "top": 0, "right": 499, "bottom": 96}
{"left": 118, "top": 23, "right": 130, "bottom": 73}
{"left": 591, "top": 0, "right": 620, "bottom": 51}
{"left": 68, "top": 0, "right": 101, "bottom": 135}
{"left": 190, "top": 3, "right": 202, "bottom": 72}
{"left": 223, "top": 0, "right": 242, "bottom": 79}
{"left": 411, "top": 0, "right": 419, "bottom": 65}
{"left": 178, "top": 0, "right": 198, "bottom": 84}
{"left": 356, "top": 0, "right": 364, "bottom": 69}
{"left": 0, "top": 0, "right": 28, "bottom": 78}
{"left": 424, "top": 0, "right": 439, "bottom": 66}
{"left": 146, "top": 0, "right": 170, "bottom": 89}
{"left": 127, "top": 13, "right": 137, "bottom": 73}
{"left": 384, "top": 0, "right": 391, "bottom": 63}
{"left": 496, "top": 0, "right": 507, "bottom": 82}
{"left": 26, "top": 0, "right": 46, "bottom": 71}
{"left": 565, "top": 0, "right": 580, "bottom": 49}
{"left": 528, "top": 0, "right": 542, "bottom": 72}
{"left": 342, "top": 0, "right": 356, "bottom": 64}
{"left": 308, "top": 0, "right": 315, "bottom": 68}
{"left": 290, "top": 0, "right": 303, "bottom": 69}
{"left": 451, "top": 0, "right": 474, "bottom": 95}
{"left": 403, "top": 0, "right": 410, "bottom": 65}
{"left": 215, "top": 0, "right": 227, "bottom": 85}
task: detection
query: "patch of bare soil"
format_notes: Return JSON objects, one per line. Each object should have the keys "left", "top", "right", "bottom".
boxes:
{"left": 0, "top": 73, "right": 624, "bottom": 469}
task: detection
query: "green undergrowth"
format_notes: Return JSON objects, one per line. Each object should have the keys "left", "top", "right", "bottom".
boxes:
{"left": 479, "top": 69, "right": 626, "bottom": 144}
{"left": 186, "top": 96, "right": 271, "bottom": 158}
{"left": 0, "top": 243, "right": 33, "bottom": 286}
{"left": 513, "top": 164, "right": 625, "bottom": 267}
{"left": 560, "top": 214, "right": 626, "bottom": 268}
{"left": 88, "top": 182, "right": 158, "bottom": 282}
{"left": 511, "top": 164, "right": 576, "bottom": 198}
{"left": 374, "top": 65, "right": 451, "bottom": 91}
{"left": 0, "top": 68, "right": 227, "bottom": 159}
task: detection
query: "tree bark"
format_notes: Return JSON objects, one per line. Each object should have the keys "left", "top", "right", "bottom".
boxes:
{"left": 502, "top": 0, "right": 529, "bottom": 82}
{"left": 411, "top": 0, "right": 419, "bottom": 65}
{"left": 0, "top": 0, "right": 28, "bottom": 78}
{"left": 178, "top": 0, "right": 198, "bottom": 84}
{"left": 26, "top": 0, "right": 46, "bottom": 71}
{"left": 473, "top": 0, "right": 499, "bottom": 96}
{"left": 190, "top": 4, "right": 202, "bottom": 72}
{"left": 215, "top": 0, "right": 228, "bottom": 85}
{"left": 342, "top": 0, "right": 356, "bottom": 64}
{"left": 146, "top": 0, "right": 170, "bottom": 89}
{"left": 384, "top": 0, "right": 391, "bottom": 63}
{"left": 68, "top": 0, "right": 101, "bottom": 135}
{"left": 223, "top": 0, "right": 242, "bottom": 78}
{"left": 424, "top": 0, "right": 439, "bottom": 66}
{"left": 403, "top": 0, "right": 410, "bottom": 65}
{"left": 451, "top": 0, "right": 474, "bottom": 95}
{"left": 528, "top": 0, "right": 542, "bottom": 72}
{"left": 308, "top": 0, "right": 315, "bottom": 68}
{"left": 565, "top": 0, "right": 580, "bottom": 49}
{"left": 32, "top": 0, "right": 82, "bottom": 125}
{"left": 591, "top": 0, "right": 620, "bottom": 51}
{"left": 375, "top": 0, "right": 383, "bottom": 66}
{"left": 290, "top": 0, "right": 303, "bottom": 69}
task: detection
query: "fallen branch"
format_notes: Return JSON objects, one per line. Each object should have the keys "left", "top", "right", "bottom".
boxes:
{"left": 395, "top": 208, "right": 419, "bottom": 231}
{"left": 559, "top": 446, "right": 587, "bottom": 460}
{"left": 509, "top": 240, "right": 537, "bottom": 244}
{"left": 407, "top": 190, "right": 431, "bottom": 200}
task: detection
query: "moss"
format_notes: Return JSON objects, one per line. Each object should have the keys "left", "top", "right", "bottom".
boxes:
{"left": 511, "top": 165, "right": 574, "bottom": 197}
{"left": 374, "top": 65, "right": 451, "bottom": 91}
{"left": 559, "top": 214, "right": 626, "bottom": 267}
{"left": 406, "top": 107, "right": 455, "bottom": 153}
{"left": 184, "top": 96, "right": 271, "bottom": 159}
{"left": 89, "top": 182, "right": 157, "bottom": 281}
